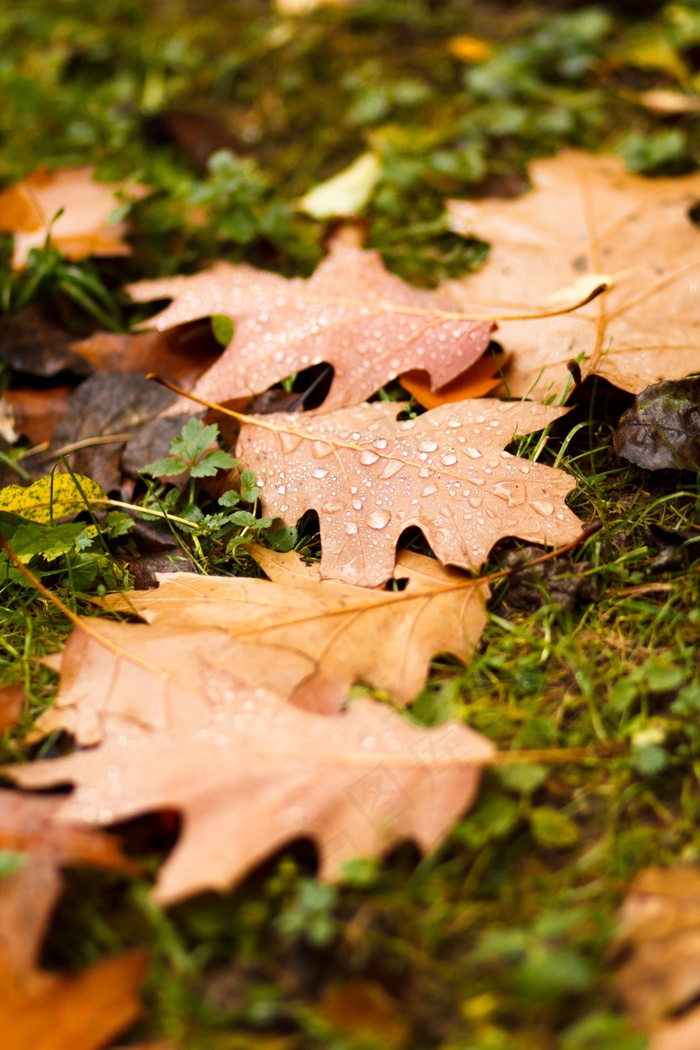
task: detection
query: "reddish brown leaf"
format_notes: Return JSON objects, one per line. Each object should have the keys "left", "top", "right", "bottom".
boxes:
{"left": 127, "top": 232, "right": 494, "bottom": 411}
{"left": 0, "top": 819, "right": 145, "bottom": 1049}
{"left": 0, "top": 168, "right": 148, "bottom": 269}
{"left": 318, "top": 980, "right": 408, "bottom": 1047}
{"left": 71, "top": 321, "right": 221, "bottom": 389}
{"left": 99, "top": 548, "right": 489, "bottom": 714}
{"left": 0, "top": 789, "right": 138, "bottom": 874}
{"left": 12, "top": 686, "right": 493, "bottom": 903}
{"left": 0, "top": 684, "right": 24, "bottom": 732}
{"left": 237, "top": 398, "right": 582, "bottom": 586}
{"left": 448, "top": 150, "right": 700, "bottom": 402}
{"left": 399, "top": 351, "right": 506, "bottom": 408}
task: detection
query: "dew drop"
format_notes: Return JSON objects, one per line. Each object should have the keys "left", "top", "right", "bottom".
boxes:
{"left": 322, "top": 501, "right": 343, "bottom": 513}
{"left": 367, "top": 509, "right": 391, "bottom": 530}
{"left": 360, "top": 450, "right": 379, "bottom": 465}
{"left": 465, "top": 447, "right": 482, "bottom": 459}
{"left": 531, "top": 500, "right": 554, "bottom": 517}
{"left": 422, "top": 484, "right": 438, "bottom": 497}
{"left": 346, "top": 522, "right": 359, "bottom": 535}
{"left": 312, "top": 467, "right": 329, "bottom": 479}
{"left": 352, "top": 499, "right": 363, "bottom": 510}
{"left": 280, "top": 432, "right": 302, "bottom": 453}
{"left": 441, "top": 454, "right": 457, "bottom": 465}
{"left": 379, "top": 459, "right": 402, "bottom": 479}
{"left": 468, "top": 496, "right": 482, "bottom": 508}
{"left": 418, "top": 440, "right": 438, "bottom": 453}
{"left": 373, "top": 438, "right": 388, "bottom": 449}
{"left": 312, "top": 440, "right": 333, "bottom": 459}
{"left": 277, "top": 485, "right": 286, "bottom": 495}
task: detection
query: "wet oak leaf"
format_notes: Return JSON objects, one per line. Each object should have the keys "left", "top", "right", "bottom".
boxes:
{"left": 127, "top": 233, "right": 494, "bottom": 411}
{"left": 99, "top": 548, "right": 490, "bottom": 714}
{"left": 0, "top": 796, "right": 145, "bottom": 1050}
{"left": 10, "top": 687, "right": 494, "bottom": 904}
{"left": 0, "top": 167, "right": 148, "bottom": 269}
{"left": 237, "top": 398, "right": 583, "bottom": 587}
{"left": 447, "top": 150, "right": 700, "bottom": 402}
{"left": 31, "top": 618, "right": 315, "bottom": 745}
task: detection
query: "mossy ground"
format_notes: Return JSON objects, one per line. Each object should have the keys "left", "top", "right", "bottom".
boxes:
{"left": 1, "top": 1, "right": 700, "bottom": 1047}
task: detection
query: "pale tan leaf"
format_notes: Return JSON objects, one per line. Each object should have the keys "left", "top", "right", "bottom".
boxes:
{"left": 447, "top": 150, "right": 700, "bottom": 401}
{"left": 31, "top": 618, "right": 315, "bottom": 744}
{"left": 127, "top": 232, "right": 493, "bottom": 411}
{"left": 0, "top": 167, "right": 148, "bottom": 270}
{"left": 11, "top": 686, "right": 494, "bottom": 903}
{"left": 237, "top": 398, "right": 582, "bottom": 586}
{"left": 100, "top": 548, "right": 489, "bottom": 713}
{"left": 613, "top": 866, "right": 700, "bottom": 1029}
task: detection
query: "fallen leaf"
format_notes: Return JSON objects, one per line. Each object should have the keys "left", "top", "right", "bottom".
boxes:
{"left": 639, "top": 89, "right": 700, "bottom": 115}
{"left": 47, "top": 371, "right": 176, "bottom": 494}
{"left": 31, "top": 618, "right": 315, "bottom": 744}
{"left": 318, "top": 980, "right": 408, "bottom": 1047}
{"left": 0, "top": 685, "right": 24, "bottom": 731}
{"left": 298, "top": 152, "right": 381, "bottom": 219}
{"left": 448, "top": 150, "right": 700, "bottom": 402}
{"left": 0, "top": 793, "right": 145, "bottom": 1050}
{"left": 276, "top": 0, "right": 355, "bottom": 12}
{"left": 0, "top": 307, "right": 92, "bottom": 378}
{"left": 237, "top": 398, "right": 582, "bottom": 586}
{"left": 127, "top": 231, "right": 494, "bottom": 411}
{"left": 3, "top": 386, "right": 72, "bottom": 447}
{"left": 0, "top": 472, "right": 106, "bottom": 523}
{"left": 11, "top": 685, "right": 494, "bottom": 903}
{"left": 613, "top": 866, "right": 700, "bottom": 1048}
{"left": 399, "top": 350, "right": 506, "bottom": 408}
{"left": 613, "top": 377, "right": 700, "bottom": 470}
{"left": 0, "top": 167, "right": 147, "bottom": 269}
{"left": 71, "top": 321, "right": 221, "bottom": 389}
{"left": 0, "top": 788, "right": 138, "bottom": 874}
{"left": 99, "top": 548, "right": 489, "bottom": 714}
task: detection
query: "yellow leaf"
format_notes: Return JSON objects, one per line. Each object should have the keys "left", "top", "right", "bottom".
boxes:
{"left": 448, "top": 35, "right": 493, "bottom": 64}
{"left": 1, "top": 473, "right": 106, "bottom": 524}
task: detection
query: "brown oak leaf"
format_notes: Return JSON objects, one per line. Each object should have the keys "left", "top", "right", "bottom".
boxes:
{"left": 100, "top": 548, "right": 489, "bottom": 714}
{"left": 447, "top": 150, "right": 700, "bottom": 402}
{"left": 612, "top": 866, "right": 700, "bottom": 1050}
{"left": 0, "top": 794, "right": 145, "bottom": 1050}
{"left": 237, "top": 398, "right": 582, "bottom": 586}
{"left": 11, "top": 688, "right": 494, "bottom": 904}
{"left": 31, "top": 619, "right": 315, "bottom": 745}
{"left": 0, "top": 167, "right": 147, "bottom": 270}
{"left": 126, "top": 232, "right": 494, "bottom": 411}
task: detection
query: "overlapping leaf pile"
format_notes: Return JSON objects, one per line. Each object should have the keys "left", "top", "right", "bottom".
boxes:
{"left": 7, "top": 148, "right": 700, "bottom": 912}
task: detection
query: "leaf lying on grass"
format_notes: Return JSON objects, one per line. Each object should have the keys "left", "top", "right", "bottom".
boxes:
{"left": 448, "top": 150, "right": 700, "bottom": 402}
{"left": 0, "top": 792, "right": 145, "bottom": 1050}
{"left": 0, "top": 473, "right": 106, "bottom": 524}
{"left": 613, "top": 866, "right": 700, "bottom": 1050}
{"left": 127, "top": 230, "right": 494, "bottom": 411}
{"left": 613, "top": 377, "right": 700, "bottom": 470}
{"left": 0, "top": 167, "right": 147, "bottom": 269}
{"left": 100, "top": 547, "right": 489, "bottom": 714}
{"left": 237, "top": 398, "right": 582, "bottom": 586}
{"left": 11, "top": 686, "right": 494, "bottom": 904}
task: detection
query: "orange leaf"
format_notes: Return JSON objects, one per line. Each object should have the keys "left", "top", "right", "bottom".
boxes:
{"left": 0, "top": 168, "right": 148, "bottom": 269}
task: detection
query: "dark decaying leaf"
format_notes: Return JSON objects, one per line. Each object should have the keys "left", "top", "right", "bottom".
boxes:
{"left": 613, "top": 378, "right": 700, "bottom": 470}
{"left": 0, "top": 307, "right": 92, "bottom": 378}
{"left": 48, "top": 372, "right": 175, "bottom": 493}
{"left": 498, "top": 545, "right": 597, "bottom": 612}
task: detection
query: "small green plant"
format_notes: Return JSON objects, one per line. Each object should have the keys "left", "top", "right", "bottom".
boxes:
{"left": 140, "top": 416, "right": 297, "bottom": 569}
